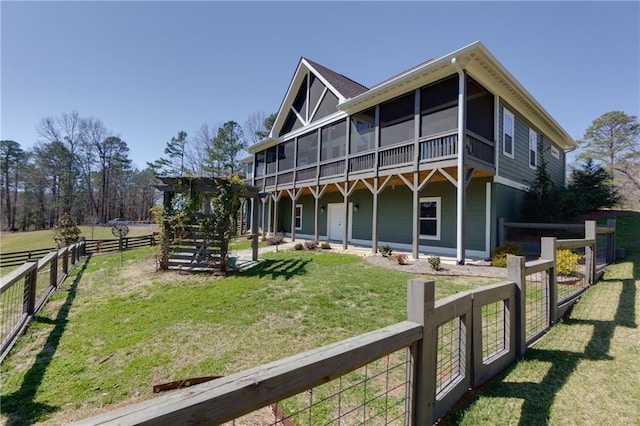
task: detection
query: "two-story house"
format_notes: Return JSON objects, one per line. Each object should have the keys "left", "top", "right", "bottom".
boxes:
{"left": 244, "top": 41, "right": 576, "bottom": 264}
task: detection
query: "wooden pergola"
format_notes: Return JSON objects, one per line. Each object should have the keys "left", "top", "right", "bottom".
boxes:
{"left": 153, "top": 177, "right": 262, "bottom": 270}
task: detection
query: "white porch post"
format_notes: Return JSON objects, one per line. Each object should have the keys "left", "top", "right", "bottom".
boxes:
{"left": 454, "top": 61, "right": 467, "bottom": 265}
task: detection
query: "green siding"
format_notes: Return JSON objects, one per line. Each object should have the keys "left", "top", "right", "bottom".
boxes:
{"left": 491, "top": 182, "right": 526, "bottom": 252}
{"left": 498, "top": 101, "right": 566, "bottom": 188}
{"left": 378, "top": 186, "right": 414, "bottom": 244}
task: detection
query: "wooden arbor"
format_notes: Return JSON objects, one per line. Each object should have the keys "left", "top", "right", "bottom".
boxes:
{"left": 153, "top": 177, "right": 261, "bottom": 272}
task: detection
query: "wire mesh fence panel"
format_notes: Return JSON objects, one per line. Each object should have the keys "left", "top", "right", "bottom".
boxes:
{"left": 556, "top": 249, "right": 590, "bottom": 304}
{"left": 481, "top": 300, "right": 509, "bottom": 362}
{"left": 222, "top": 351, "right": 410, "bottom": 426}
{"left": 436, "top": 317, "right": 465, "bottom": 398}
{"left": 0, "top": 275, "right": 28, "bottom": 349}
{"left": 525, "top": 271, "right": 549, "bottom": 341}
{"left": 56, "top": 252, "right": 65, "bottom": 286}
{"left": 34, "top": 264, "right": 52, "bottom": 308}
{"left": 596, "top": 233, "right": 608, "bottom": 266}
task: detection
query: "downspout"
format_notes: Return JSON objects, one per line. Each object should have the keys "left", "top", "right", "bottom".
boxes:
{"left": 452, "top": 57, "right": 467, "bottom": 265}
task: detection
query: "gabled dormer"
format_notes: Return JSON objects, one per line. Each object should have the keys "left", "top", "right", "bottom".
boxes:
{"left": 271, "top": 58, "right": 368, "bottom": 139}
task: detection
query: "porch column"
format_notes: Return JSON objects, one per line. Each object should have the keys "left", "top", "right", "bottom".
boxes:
{"left": 455, "top": 64, "right": 467, "bottom": 265}
{"left": 261, "top": 197, "right": 267, "bottom": 236}
{"left": 249, "top": 198, "right": 255, "bottom": 234}
{"left": 412, "top": 171, "right": 420, "bottom": 259}
{"left": 251, "top": 198, "right": 259, "bottom": 261}
{"left": 372, "top": 180, "right": 379, "bottom": 254}
{"left": 287, "top": 189, "right": 301, "bottom": 242}
{"left": 342, "top": 182, "right": 349, "bottom": 250}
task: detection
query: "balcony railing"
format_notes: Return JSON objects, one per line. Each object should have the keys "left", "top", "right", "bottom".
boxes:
{"left": 348, "top": 152, "right": 375, "bottom": 173}
{"left": 278, "top": 171, "right": 294, "bottom": 185}
{"left": 419, "top": 131, "right": 458, "bottom": 161}
{"left": 320, "top": 159, "right": 345, "bottom": 178}
{"left": 379, "top": 142, "right": 414, "bottom": 168}
{"left": 466, "top": 131, "right": 495, "bottom": 165}
{"left": 296, "top": 165, "right": 317, "bottom": 182}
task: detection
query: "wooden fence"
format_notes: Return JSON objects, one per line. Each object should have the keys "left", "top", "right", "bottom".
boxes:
{"left": 0, "top": 234, "right": 158, "bottom": 269}
{"left": 74, "top": 221, "right": 607, "bottom": 425}
{"left": 0, "top": 241, "right": 85, "bottom": 362}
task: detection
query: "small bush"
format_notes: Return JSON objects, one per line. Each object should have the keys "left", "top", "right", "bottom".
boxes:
{"left": 294, "top": 243, "right": 304, "bottom": 251}
{"left": 321, "top": 242, "right": 331, "bottom": 250}
{"left": 491, "top": 242, "right": 526, "bottom": 267}
{"left": 394, "top": 253, "right": 408, "bottom": 265}
{"left": 427, "top": 256, "right": 441, "bottom": 271}
{"left": 378, "top": 244, "right": 393, "bottom": 257}
{"left": 556, "top": 249, "right": 584, "bottom": 276}
{"left": 267, "top": 232, "right": 285, "bottom": 246}
{"left": 304, "top": 240, "right": 319, "bottom": 250}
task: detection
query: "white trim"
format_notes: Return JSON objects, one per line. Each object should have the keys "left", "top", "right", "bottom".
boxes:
{"left": 551, "top": 145, "right": 560, "bottom": 160}
{"left": 493, "top": 175, "right": 530, "bottom": 191}
{"left": 502, "top": 108, "right": 514, "bottom": 159}
{"left": 295, "top": 204, "right": 303, "bottom": 230}
{"left": 418, "top": 197, "right": 441, "bottom": 240}
{"left": 529, "top": 128, "right": 538, "bottom": 169}
{"left": 494, "top": 94, "right": 500, "bottom": 175}
{"left": 309, "top": 87, "right": 329, "bottom": 122}
{"left": 485, "top": 182, "right": 491, "bottom": 257}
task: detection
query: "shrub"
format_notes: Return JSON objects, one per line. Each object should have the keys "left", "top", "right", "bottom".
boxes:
{"left": 53, "top": 213, "right": 82, "bottom": 248}
{"left": 394, "top": 253, "right": 408, "bottom": 265}
{"left": 294, "top": 243, "right": 304, "bottom": 251}
{"left": 427, "top": 256, "right": 441, "bottom": 271}
{"left": 304, "top": 240, "right": 319, "bottom": 250}
{"left": 321, "top": 242, "right": 331, "bottom": 250}
{"left": 556, "top": 249, "right": 584, "bottom": 276}
{"left": 491, "top": 241, "right": 526, "bottom": 267}
{"left": 378, "top": 244, "right": 393, "bottom": 257}
{"left": 267, "top": 232, "right": 285, "bottom": 246}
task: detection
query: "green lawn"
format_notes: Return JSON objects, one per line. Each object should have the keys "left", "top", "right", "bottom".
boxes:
{"left": 0, "top": 248, "right": 498, "bottom": 424}
{"left": 442, "top": 213, "right": 640, "bottom": 425}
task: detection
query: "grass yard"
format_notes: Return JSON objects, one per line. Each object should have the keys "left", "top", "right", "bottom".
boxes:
{"left": 0, "top": 225, "right": 158, "bottom": 253}
{"left": 441, "top": 213, "right": 640, "bottom": 425}
{"left": 0, "top": 248, "right": 498, "bottom": 425}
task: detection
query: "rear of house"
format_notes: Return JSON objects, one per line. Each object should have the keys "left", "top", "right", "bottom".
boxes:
{"left": 244, "top": 41, "right": 576, "bottom": 263}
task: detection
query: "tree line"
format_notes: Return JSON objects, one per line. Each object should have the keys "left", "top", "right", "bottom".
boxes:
{"left": 0, "top": 111, "right": 275, "bottom": 231}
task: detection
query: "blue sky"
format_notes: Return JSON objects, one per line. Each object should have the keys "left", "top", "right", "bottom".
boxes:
{"left": 2, "top": 1, "right": 638, "bottom": 170}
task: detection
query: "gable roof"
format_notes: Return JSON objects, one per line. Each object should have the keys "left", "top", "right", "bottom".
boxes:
{"left": 304, "top": 59, "right": 369, "bottom": 99}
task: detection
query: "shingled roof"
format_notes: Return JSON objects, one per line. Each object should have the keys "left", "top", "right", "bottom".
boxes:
{"left": 304, "top": 58, "right": 369, "bottom": 99}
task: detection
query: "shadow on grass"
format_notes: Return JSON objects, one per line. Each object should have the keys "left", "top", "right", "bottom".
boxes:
{"left": 444, "top": 260, "right": 637, "bottom": 425}
{"left": 240, "top": 258, "right": 311, "bottom": 280}
{"left": 2, "top": 255, "right": 91, "bottom": 426}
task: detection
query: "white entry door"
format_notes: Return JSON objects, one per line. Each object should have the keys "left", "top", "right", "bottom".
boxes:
{"left": 327, "top": 203, "right": 353, "bottom": 241}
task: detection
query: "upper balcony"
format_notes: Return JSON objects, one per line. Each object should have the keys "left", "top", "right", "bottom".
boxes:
{"left": 253, "top": 129, "right": 494, "bottom": 191}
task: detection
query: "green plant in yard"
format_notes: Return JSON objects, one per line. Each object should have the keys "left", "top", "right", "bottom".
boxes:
{"left": 294, "top": 243, "right": 304, "bottom": 251}
{"left": 491, "top": 241, "right": 526, "bottom": 267}
{"left": 321, "top": 242, "right": 331, "bottom": 250}
{"left": 378, "top": 244, "right": 393, "bottom": 257}
{"left": 556, "top": 249, "right": 584, "bottom": 276}
{"left": 427, "top": 256, "right": 441, "bottom": 271}
{"left": 52, "top": 212, "right": 82, "bottom": 248}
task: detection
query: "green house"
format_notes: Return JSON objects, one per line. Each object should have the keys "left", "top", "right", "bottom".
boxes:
{"left": 244, "top": 41, "right": 576, "bottom": 264}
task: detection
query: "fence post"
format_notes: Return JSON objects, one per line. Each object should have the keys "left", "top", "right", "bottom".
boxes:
{"left": 62, "top": 248, "right": 69, "bottom": 275}
{"left": 607, "top": 219, "right": 616, "bottom": 263}
{"left": 498, "top": 217, "right": 505, "bottom": 246}
{"left": 540, "top": 237, "right": 558, "bottom": 324}
{"left": 23, "top": 259, "right": 39, "bottom": 316}
{"left": 507, "top": 255, "right": 527, "bottom": 357}
{"left": 406, "top": 279, "right": 436, "bottom": 425}
{"left": 585, "top": 220, "right": 597, "bottom": 283}
{"left": 50, "top": 252, "right": 58, "bottom": 288}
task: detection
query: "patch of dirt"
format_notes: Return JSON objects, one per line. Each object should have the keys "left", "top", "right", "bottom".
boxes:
{"left": 365, "top": 255, "right": 508, "bottom": 278}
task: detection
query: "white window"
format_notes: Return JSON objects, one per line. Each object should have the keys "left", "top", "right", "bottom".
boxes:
{"left": 529, "top": 128, "right": 538, "bottom": 169}
{"left": 551, "top": 146, "right": 560, "bottom": 159}
{"left": 295, "top": 204, "right": 303, "bottom": 230}
{"left": 503, "top": 109, "right": 514, "bottom": 158}
{"left": 419, "top": 197, "right": 441, "bottom": 240}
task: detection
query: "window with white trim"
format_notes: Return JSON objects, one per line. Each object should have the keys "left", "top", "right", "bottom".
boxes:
{"left": 503, "top": 109, "right": 514, "bottom": 158}
{"left": 419, "top": 197, "right": 441, "bottom": 240}
{"left": 551, "top": 146, "right": 560, "bottom": 159}
{"left": 295, "top": 204, "right": 303, "bottom": 230}
{"left": 529, "top": 128, "right": 538, "bottom": 169}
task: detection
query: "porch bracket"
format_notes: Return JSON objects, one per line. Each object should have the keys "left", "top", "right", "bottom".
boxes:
{"left": 418, "top": 169, "right": 438, "bottom": 192}
{"left": 438, "top": 168, "right": 458, "bottom": 188}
